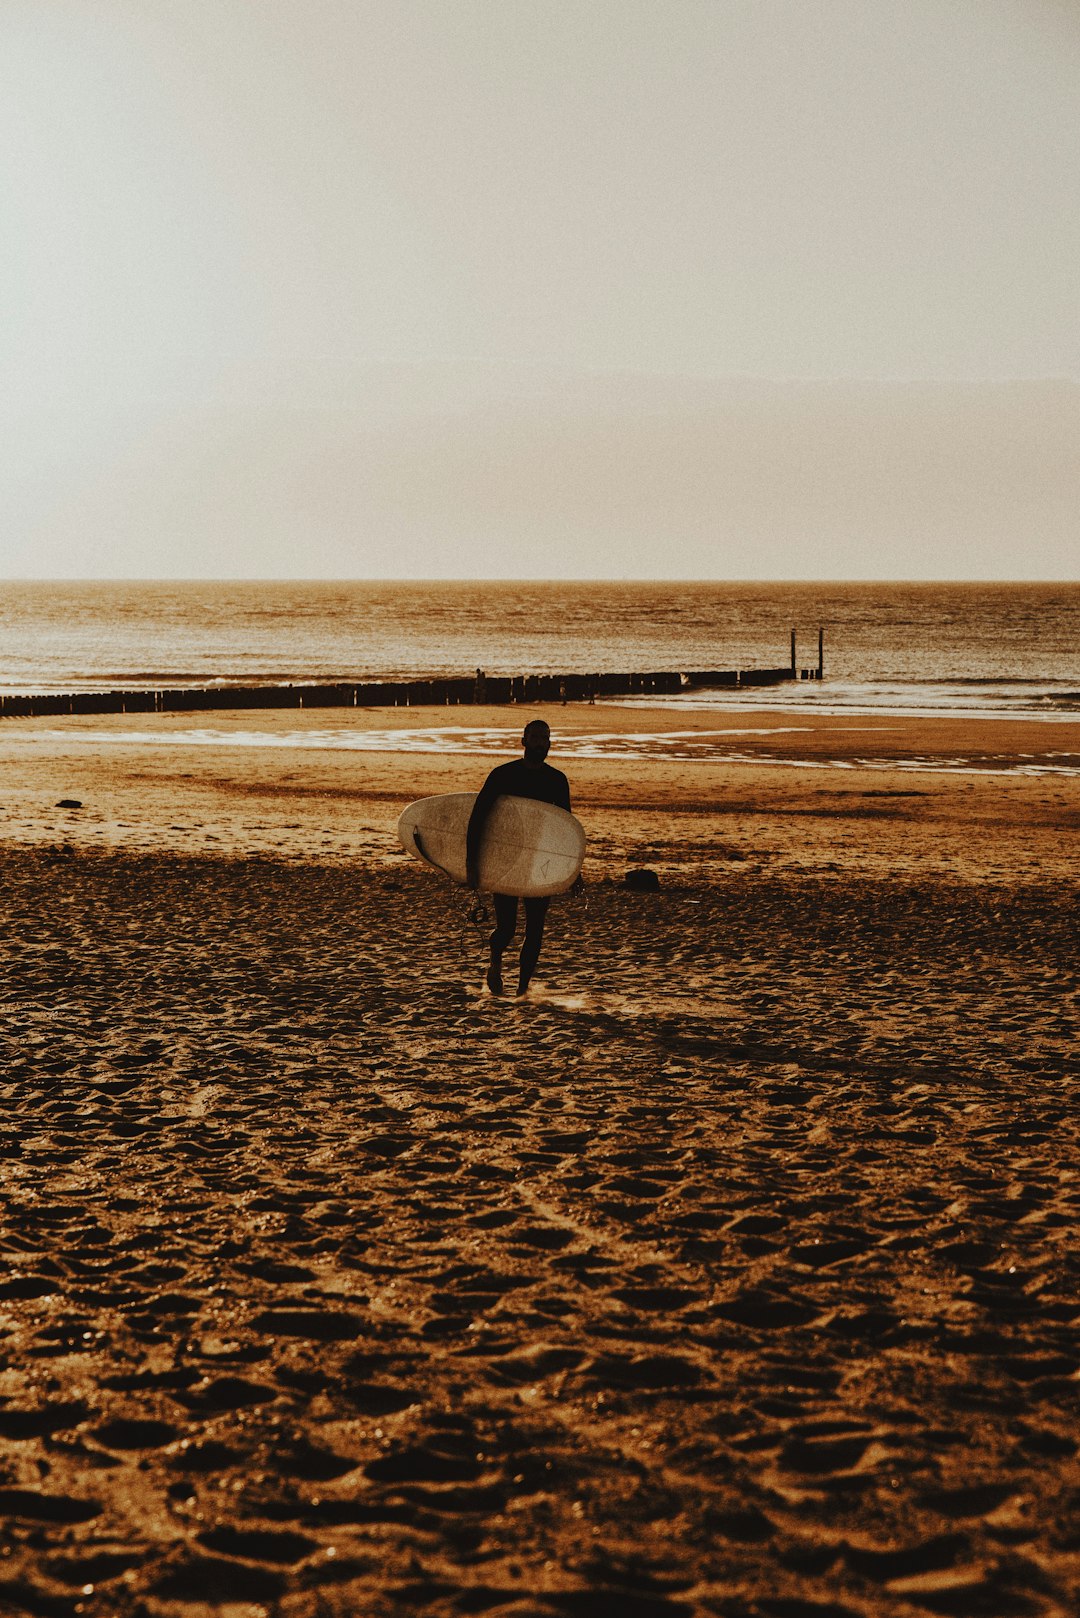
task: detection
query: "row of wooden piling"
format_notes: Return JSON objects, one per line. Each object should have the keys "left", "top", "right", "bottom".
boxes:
{"left": 1, "top": 633, "right": 825, "bottom": 717}
{"left": 0, "top": 664, "right": 814, "bottom": 719}
{"left": 0, "top": 670, "right": 674, "bottom": 718}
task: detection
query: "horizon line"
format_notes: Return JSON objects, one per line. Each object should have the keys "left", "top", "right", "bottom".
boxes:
{"left": 3, "top": 576, "right": 1078, "bottom": 588}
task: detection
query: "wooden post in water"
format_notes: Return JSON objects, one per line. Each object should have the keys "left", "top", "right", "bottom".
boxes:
{"left": 790, "top": 628, "right": 796, "bottom": 676}
{"left": 817, "top": 627, "right": 824, "bottom": 680}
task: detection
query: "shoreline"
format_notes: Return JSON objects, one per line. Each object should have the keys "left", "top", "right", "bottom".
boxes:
{"left": 4, "top": 696, "right": 1079, "bottom": 753}
{"left": 0, "top": 702, "right": 1075, "bottom": 882}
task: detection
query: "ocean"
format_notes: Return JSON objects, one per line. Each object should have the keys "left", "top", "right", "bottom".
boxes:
{"left": 1, "top": 580, "right": 1077, "bottom": 720}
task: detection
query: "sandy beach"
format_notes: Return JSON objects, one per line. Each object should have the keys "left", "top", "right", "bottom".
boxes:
{"left": 1, "top": 702, "right": 1077, "bottom": 1618}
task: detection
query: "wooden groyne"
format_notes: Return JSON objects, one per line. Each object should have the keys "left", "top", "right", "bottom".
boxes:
{"left": 1, "top": 671, "right": 674, "bottom": 718}
{"left": 0, "top": 633, "right": 824, "bottom": 719}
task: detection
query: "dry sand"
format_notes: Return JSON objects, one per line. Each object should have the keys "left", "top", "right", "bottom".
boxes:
{"left": 0, "top": 703, "right": 1077, "bottom": 1618}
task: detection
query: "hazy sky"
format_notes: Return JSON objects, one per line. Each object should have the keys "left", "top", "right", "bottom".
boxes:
{"left": 2, "top": 1, "right": 1077, "bottom": 579}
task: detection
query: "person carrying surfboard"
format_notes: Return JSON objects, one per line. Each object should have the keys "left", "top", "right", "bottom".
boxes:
{"left": 466, "top": 719, "right": 576, "bottom": 997}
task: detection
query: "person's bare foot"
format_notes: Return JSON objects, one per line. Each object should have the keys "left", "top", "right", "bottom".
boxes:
{"left": 486, "top": 956, "right": 504, "bottom": 995}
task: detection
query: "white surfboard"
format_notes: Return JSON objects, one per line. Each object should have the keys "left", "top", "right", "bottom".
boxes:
{"left": 397, "top": 793, "right": 585, "bottom": 898}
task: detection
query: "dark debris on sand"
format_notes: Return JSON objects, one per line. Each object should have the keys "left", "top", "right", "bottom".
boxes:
{"left": 0, "top": 848, "right": 1077, "bottom": 1617}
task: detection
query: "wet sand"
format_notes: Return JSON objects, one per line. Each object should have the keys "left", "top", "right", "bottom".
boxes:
{"left": 0, "top": 704, "right": 1077, "bottom": 1617}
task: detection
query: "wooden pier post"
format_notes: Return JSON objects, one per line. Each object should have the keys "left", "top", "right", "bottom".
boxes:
{"left": 817, "top": 627, "right": 824, "bottom": 680}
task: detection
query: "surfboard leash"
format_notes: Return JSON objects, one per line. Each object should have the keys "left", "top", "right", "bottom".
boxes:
{"left": 458, "top": 891, "right": 491, "bottom": 957}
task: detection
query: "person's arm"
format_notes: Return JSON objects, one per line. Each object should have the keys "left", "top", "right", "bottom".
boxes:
{"left": 465, "top": 770, "right": 501, "bottom": 887}
{"left": 558, "top": 771, "right": 582, "bottom": 890}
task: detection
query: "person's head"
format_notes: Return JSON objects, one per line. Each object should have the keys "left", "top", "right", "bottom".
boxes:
{"left": 522, "top": 719, "right": 551, "bottom": 763}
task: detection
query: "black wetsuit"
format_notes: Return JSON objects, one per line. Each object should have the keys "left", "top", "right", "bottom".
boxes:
{"left": 466, "top": 759, "right": 571, "bottom": 990}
